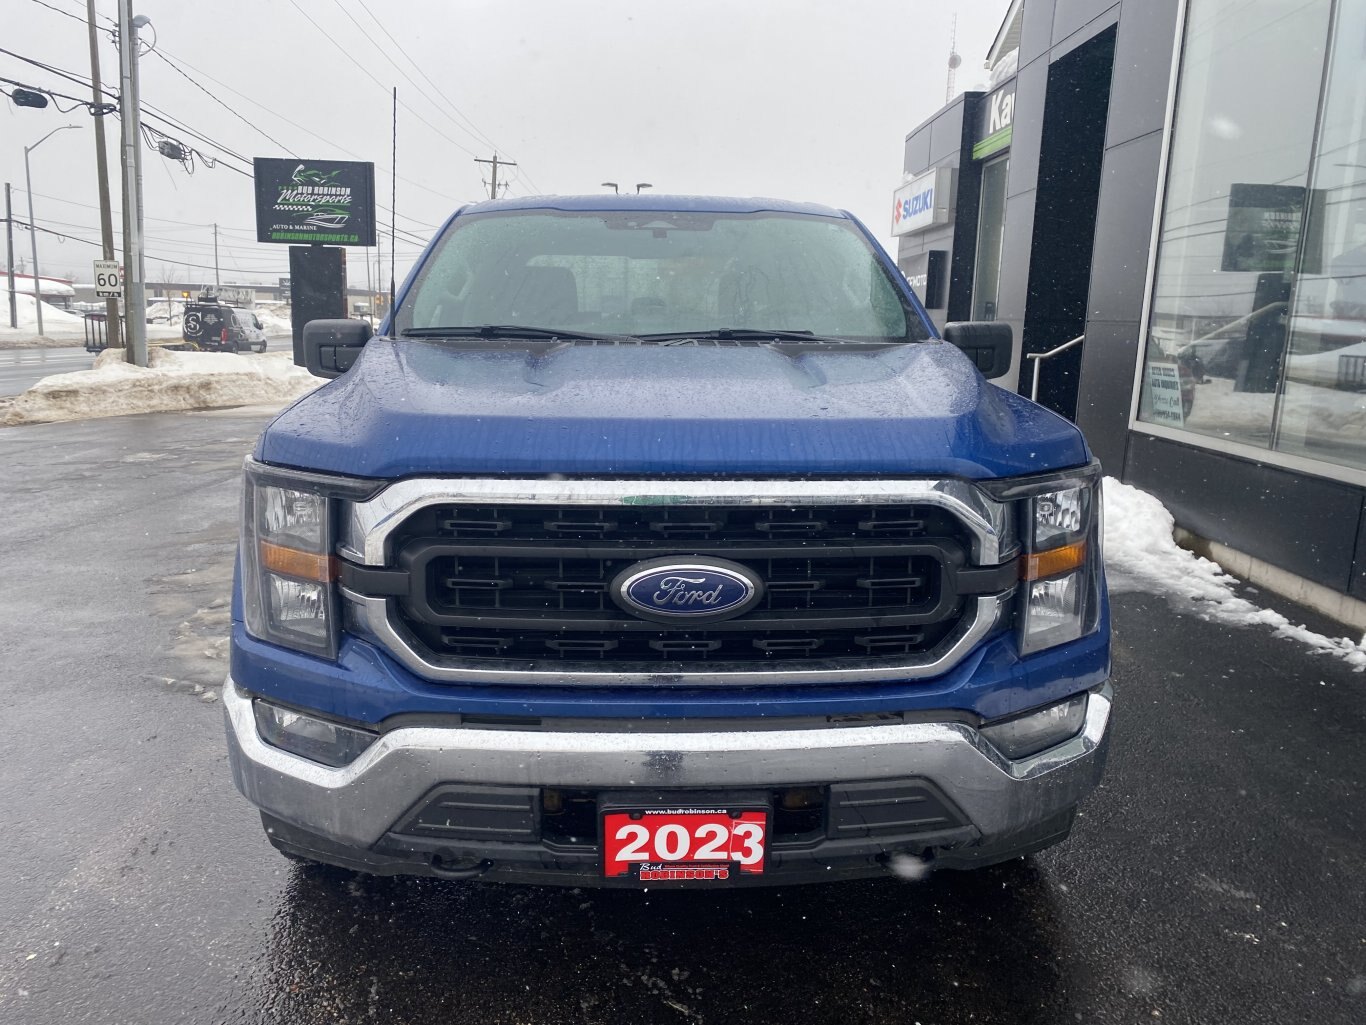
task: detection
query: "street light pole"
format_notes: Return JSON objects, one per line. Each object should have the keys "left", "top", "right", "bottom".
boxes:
{"left": 22, "top": 124, "right": 80, "bottom": 339}
{"left": 117, "top": 0, "right": 151, "bottom": 366}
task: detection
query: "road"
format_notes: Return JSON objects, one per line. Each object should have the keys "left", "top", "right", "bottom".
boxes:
{"left": 0, "top": 347, "right": 92, "bottom": 397}
{"left": 0, "top": 407, "right": 1362, "bottom": 1025}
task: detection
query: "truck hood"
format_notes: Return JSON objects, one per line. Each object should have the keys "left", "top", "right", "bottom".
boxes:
{"left": 257, "top": 337, "right": 1089, "bottom": 478}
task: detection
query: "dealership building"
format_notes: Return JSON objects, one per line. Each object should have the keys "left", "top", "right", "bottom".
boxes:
{"left": 894, "top": 0, "right": 1366, "bottom": 625}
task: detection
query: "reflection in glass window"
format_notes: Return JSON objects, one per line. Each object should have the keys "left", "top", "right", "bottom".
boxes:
{"left": 1274, "top": 1, "right": 1366, "bottom": 469}
{"left": 972, "top": 156, "right": 1009, "bottom": 321}
{"left": 1138, "top": 0, "right": 1332, "bottom": 448}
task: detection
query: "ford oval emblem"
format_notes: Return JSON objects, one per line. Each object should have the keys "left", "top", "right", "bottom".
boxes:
{"left": 611, "top": 557, "right": 764, "bottom": 624}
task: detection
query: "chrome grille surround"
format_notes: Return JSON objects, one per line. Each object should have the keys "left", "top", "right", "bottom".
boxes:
{"left": 339, "top": 478, "right": 1017, "bottom": 686}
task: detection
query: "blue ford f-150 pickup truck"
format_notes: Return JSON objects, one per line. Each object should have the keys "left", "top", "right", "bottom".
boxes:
{"left": 224, "top": 194, "right": 1111, "bottom": 886}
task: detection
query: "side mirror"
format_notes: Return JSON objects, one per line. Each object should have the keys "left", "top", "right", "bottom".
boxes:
{"left": 303, "top": 319, "right": 372, "bottom": 379}
{"left": 942, "top": 321, "right": 1013, "bottom": 378}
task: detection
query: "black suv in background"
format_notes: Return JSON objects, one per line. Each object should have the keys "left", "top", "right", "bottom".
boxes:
{"left": 182, "top": 298, "right": 268, "bottom": 352}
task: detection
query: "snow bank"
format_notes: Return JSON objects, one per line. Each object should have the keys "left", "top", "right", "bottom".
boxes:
{"left": 0, "top": 292, "right": 87, "bottom": 332}
{"left": 0, "top": 293, "right": 182, "bottom": 348}
{"left": 254, "top": 306, "right": 294, "bottom": 336}
{"left": 2, "top": 347, "right": 321, "bottom": 426}
{"left": 1103, "top": 477, "right": 1366, "bottom": 671}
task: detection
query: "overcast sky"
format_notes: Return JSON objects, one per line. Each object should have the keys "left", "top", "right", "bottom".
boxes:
{"left": 2, "top": 0, "right": 1007, "bottom": 289}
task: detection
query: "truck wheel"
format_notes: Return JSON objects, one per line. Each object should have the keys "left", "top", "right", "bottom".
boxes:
{"left": 224, "top": 340, "right": 239, "bottom": 354}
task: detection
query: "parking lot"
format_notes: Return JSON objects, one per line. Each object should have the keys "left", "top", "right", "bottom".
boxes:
{"left": 0, "top": 407, "right": 1361, "bottom": 1025}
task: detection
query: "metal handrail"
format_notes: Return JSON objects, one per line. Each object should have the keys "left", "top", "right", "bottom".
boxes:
{"left": 1025, "top": 334, "right": 1084, "bottom": 401}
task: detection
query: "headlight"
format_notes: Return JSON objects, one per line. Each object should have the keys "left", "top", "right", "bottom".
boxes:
{"left": 983, "top": 463, "right": 1103, "bottom": 656}
{"left": 240, "top": 459, "right": 375, "bottom": 659}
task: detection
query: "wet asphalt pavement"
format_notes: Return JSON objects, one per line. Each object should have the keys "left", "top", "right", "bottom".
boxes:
{"left": 0, "top": 407, "right": 1362, "bottom": 1025}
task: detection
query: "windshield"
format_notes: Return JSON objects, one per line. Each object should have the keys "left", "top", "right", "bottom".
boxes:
{"left": 393, "top": 210, "right": 928, "bottom": 342}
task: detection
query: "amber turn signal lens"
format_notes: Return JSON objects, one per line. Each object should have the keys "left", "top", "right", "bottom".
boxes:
{"left": 1021, "top": 540, "right": 1088, "bottom": 581}
{"left": 259, "top": 540, "right": 338, "bottom": 583}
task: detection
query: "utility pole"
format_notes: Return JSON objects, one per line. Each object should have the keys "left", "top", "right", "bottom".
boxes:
{"left": 117, "top": 0, "right": 150, "bottom": 366}
{"left": 475, "top": 153, "right": 515, "bottom": 200}
{"left": 87, "top": 0, "right": 121, "bottom": 352}
{"left": 213, "top": 222, "right": 220, "bottom": 288}
{"left": 5, "top": 184, "right": 16, "bottom": 329}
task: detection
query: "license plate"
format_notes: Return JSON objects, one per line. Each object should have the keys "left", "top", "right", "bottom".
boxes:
{"left": 602, "top": 807, "right": 768, "bottom": 881}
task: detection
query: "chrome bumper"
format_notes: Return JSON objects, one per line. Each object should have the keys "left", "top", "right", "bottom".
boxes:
{"left": 224, "top": 677, "right": 1112, "bottom": 853}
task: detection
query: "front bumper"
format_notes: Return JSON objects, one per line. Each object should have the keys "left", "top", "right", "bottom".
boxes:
{"left": 225, "top": 677, "right": 1112, "bottom": 884}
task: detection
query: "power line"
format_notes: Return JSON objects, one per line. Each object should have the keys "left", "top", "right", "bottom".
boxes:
{"left": 0, "top": 73, "right": 115, "bottom": 115}
{"left": 144, "top": 45, "right": 457, "bottom": 210}
{"left": 16, "top": 185, "right": 432, "bottom": 253}
{"left": 6, "top": 30, "right": 464, "bottom": 214}
{"left": 145, "top": 48, "right": 298, "bottom": 157}
{"left": 6, "top": 215, "right": 293, "bottom": 273}
{"left": 27, "top": 0, "right": 88, "bottom": 25}
{"left": 0, "top": 47, "right": 254, "bottom": 175}
{"left": 347, "top": 0, "right": 544, "bottom": 193}
{"left": 283, "top": 0, "right": 483, "bottom": 162}
{"left": 0, "top": 45, "right": 104, "bottom": 94}
{"left": 330, "top": 0, "right": 494, "bottom": 155}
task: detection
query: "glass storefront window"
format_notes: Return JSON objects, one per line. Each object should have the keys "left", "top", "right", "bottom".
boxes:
{"left": 1137, "top": 0, "right": 1335, "bottom": 451}
{"left": 1273, "top": 1, "right": 1366, "bottom": 468}
{"left": 972, "top": 156, "right": 1009, "bottom": 320}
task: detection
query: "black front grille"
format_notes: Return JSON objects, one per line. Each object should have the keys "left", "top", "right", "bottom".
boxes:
{"left": 347, "top": 501, "right": 1006, "bottom": 669}
{"left": 430, "top": 553, "right": 942, "bottom": 614}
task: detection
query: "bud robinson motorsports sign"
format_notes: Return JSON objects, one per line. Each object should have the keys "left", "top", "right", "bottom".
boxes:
{"left": 253, "top": 158, "right": 377, "bottom": 246}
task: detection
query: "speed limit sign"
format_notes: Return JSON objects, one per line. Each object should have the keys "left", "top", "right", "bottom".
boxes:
{"left": 93, "top": 260, "right": 123, "bottom": 299}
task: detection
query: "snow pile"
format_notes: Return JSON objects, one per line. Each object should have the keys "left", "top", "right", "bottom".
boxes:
{"left": 2, "top": 347, "right": 321, "bottom": 426}
{"left": 0, "top": 293, "right": 182, "bottom": 348}
{"left": 1103, "top": 477, "right": 1366, "bottom": 670}
{"left": 0, "top": 293, "right": 88, "bottom": 335}
{"left": 254, "top": 305, "right": 294, "bottom": 336}
{"left": 145, "top": 299, "right": 183, "bottom": 325}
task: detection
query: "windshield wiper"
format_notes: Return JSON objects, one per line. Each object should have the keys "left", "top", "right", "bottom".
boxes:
{"left": 400, "top": 325, "right": 618, "bottom": 341}
{"left": 636, "top": 328, "right": 822, "bottom": 342}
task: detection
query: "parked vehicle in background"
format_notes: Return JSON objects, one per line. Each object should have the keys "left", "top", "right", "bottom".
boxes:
{"left": 223, "top": 194, "right": 1112, "bottom": 888}
{"left": 182, "top": 295, "right": 268, "bottom": 352}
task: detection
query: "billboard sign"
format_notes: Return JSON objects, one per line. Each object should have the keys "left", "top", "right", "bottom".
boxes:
{"left": 1220, "top": 183, "right": 1323, "bottom": 275}
{"left": 891, "top": 167, "right": 954, "bottom": 236}
{"left": 253, "top": 158, "right": 377, "bottom": 246}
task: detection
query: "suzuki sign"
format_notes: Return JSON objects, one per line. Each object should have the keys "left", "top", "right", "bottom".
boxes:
{"left": 891, "top": 167, "right": 954, "bottom": 236}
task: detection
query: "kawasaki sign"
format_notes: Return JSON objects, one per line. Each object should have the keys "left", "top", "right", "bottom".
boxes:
{"left": 973, "top": 81, "right": 1016, "bottom": 160}
{"left": 891, "top": 167, "right": 954, "bottom": 236}
{"left": 253, "top": 158, "right": 377, "bottom": 246}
